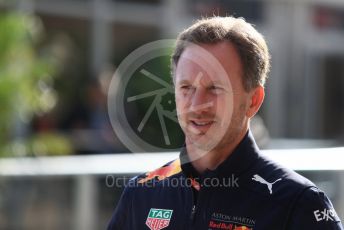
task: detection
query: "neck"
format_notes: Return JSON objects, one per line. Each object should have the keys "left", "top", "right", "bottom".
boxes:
{"left": 186, "top": 128, "right": 248, "bottom": 174}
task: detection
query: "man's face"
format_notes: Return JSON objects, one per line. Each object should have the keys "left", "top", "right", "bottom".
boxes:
{"left": 174, "top": 42, "right": 250, "bottom": 151}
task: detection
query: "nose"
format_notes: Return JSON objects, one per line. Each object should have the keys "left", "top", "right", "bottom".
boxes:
{"left": 189, "top": 88, "right": 213, "bottom": 113}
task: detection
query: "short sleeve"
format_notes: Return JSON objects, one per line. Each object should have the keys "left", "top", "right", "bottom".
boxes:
{"left": 287, "top": 187, "right": 343, "bottom": 229}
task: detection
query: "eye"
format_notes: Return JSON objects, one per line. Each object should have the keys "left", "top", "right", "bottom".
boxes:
{"left": 177, "top": 84, "right": 194, "bottom": 96}
{"left": 179, "top": 84, "right": 193, "bottom": 92}
{"left": 180, "top": 85, "right": 191, "bottom": 90}
{"left": 209, "top": 85, "right": 224, "bottom": 94}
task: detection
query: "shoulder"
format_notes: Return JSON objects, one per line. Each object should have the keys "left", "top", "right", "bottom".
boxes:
{"left": 247, "top": 153, "right": 315, "bottom": 197}
{"left": 286, "top": 187, "right": 343, "bottom": 229}
{"left": 296, "top": 187, "right": 340, "bottom": 217}
{"left": 135, "top": 158, "right": 182, "bottom": 183}
{"left": 248, "top": 153, "right": 343, "bottom": 228}
{"left": 122, "top": 158, "right": 183, "bottom": 191}
{"left": 107, "top": 158, "right": 184, "bottom": 229}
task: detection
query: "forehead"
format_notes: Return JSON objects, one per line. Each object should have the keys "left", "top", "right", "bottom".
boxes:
{"left": 175, "top": 42, "right": 243, "bottom": 85}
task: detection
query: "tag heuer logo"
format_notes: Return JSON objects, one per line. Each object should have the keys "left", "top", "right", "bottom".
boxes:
{"left": 145, "top": 208, "right": 173, "bottom": 230}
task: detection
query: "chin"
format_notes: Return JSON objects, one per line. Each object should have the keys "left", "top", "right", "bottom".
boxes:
{"left": 187, "top": 133, "right": 221, "bottom": 152}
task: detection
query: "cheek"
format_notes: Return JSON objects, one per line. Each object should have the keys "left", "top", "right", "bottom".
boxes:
{"left": 216, "top": 96, "right": 232, "bottom": 115}
{"left": 175, "top": 94, "right": 187, "bottom": 116}
{"left": 175, "top": 92, "right": 190, "bottom": 109}
{"left": 175, "top": 98, "right": 189, "bottom": 129}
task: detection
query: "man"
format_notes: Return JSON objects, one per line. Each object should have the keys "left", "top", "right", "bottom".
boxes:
{"left": 108, "top": 16, "right": 343, "bottom": 229}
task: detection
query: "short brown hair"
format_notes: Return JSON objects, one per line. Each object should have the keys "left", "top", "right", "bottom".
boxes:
{"left": 171, "top": 16, "right": 270, "bottom": 92}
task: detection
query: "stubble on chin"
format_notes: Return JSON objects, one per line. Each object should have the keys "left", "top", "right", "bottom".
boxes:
{"left": 185, "top": 124, "right": 222, "bottom": 152}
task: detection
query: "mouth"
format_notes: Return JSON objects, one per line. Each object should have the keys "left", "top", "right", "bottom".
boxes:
{"left": 188, "top": 120, "right": 215, "bottom": 134}
{"left": 191, "top": 120, "right": 214, "bottom": 126}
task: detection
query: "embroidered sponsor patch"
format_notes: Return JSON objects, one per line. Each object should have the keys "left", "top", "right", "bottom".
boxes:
{"left": 209, "top": 212, "right": 255, "bottom": 230}
{"left": 146, "top": 208, "right": 173, "bottom": 230}
{"left": 138, "top": 159, "right": 181, "bottom": 184}
{"left": 208, "top": 221, "right": 253, "bottom": 230}
{"left": 252, "top": 174, "right": 282, "bottom": 195}
{"left": 314, "top": 208, "right": 340, "bottom": 222}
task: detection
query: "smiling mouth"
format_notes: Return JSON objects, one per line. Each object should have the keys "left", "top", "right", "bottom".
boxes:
{"left": 191, "top": 120, "right": 214, "bottom": 126}
{"left": 187, "top": 120, "right": 215, "bottom": 135}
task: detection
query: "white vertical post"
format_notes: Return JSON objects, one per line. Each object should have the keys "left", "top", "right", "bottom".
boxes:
{"left": 74, "top": 175, "right": 98, "bottom": 230}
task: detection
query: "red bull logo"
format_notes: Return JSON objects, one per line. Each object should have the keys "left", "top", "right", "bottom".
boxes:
{"left": 209, "top": 220, "right": 253, "bottom": 230}
{"left": 138, "top": 159, "right": 181, "bottom": 183}
{"left": 234, "top": 226, "right": 252, "bottom": 230}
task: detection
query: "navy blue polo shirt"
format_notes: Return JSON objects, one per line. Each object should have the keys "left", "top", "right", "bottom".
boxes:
{"left": 107, "top": 131, "right": 343, "bottom": 230}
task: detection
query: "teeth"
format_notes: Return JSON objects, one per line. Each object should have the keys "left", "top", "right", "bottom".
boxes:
{"left": 193, "top": 121, "right": 213, "bottom": 126}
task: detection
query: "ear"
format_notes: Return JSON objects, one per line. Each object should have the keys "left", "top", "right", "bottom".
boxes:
{"left": 246, "top": 86, "right": 265, "bottom": 118}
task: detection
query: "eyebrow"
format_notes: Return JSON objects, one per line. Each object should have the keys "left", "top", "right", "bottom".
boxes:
{"left": 176, "top": 79, "right": 225, "bottom": 86}
{"left": 176, "top": 79, "right": 190, "bottom": 85}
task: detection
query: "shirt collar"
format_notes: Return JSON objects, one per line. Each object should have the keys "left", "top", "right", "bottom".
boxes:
{"left": 180, "top": 130, "right": 260, "bottom": 179}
